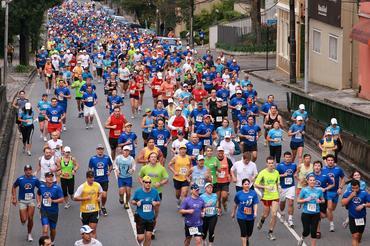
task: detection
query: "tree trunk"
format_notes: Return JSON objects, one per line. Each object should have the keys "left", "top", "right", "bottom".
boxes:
{"left": 19, "top": 19, "right": 29, "bottom": 66}
{"left": 251, "top": 0, "right": 262, "bottom": 44}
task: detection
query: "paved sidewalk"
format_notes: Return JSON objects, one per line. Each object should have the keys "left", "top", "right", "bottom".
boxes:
{"left": 248, "top": 69, "right": 370, "bottom": 117}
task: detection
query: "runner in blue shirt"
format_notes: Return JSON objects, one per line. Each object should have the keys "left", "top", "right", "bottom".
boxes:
{"left": 88, "top": 144, "right": 113, "bottom": 216}
{"left": 260, "top": 95, "right": 276, "bottom": 117}
{"left": 151, "top": 100, "right": 169, "bottom": 122}
{"left": 321, "top": 154, "right": 345, "bottom": 232}
{"left": 12, "top": 165, "right": 41, "bottom": 242}
{"left": 200, "top": 183, "right": 220, "bottom": 245}
{"left": 231, "top": 178, "right": 259, "bottom": 246}
{"left": 36, "top": 172, "right": 64, "bottom": 245}
{"left": 239, "top": 116, "right": 261, "bottom": 162}
{"left": 149, "top": 119, "right": 171, "bottom": 158}
{"left": 82, "top": 85, "right": 98, "bottom": 129}
{"left": 288, "top": 116, "right": 305, "bottom": 164}
{"left": 46, "top": 98, "right": 65, "bottom": 133}
{"left": 131, "top": 176, "right": 160, "bottom": 246}
{"left": 276, "top": 151, "right": 297, "bottom": 227}
{"left": 243, "top": 84, "right": 258, "bottom": 100}
{"left": 54, "top": 80, "right": 71, "bottom": 131}
{"left": 291, "top": 104, "right": 309, "bottom": 123}
{"left": 297, "top": 174, "right": 325, "bottom": 246}
{"left": 186, "top": 133, "right": 203, "bottom": 166}
{"left": 229, "top": 90, "right": 246, "bottom": 134}
{"left": 341, "top": 179, "right": 370, "bottom": 246}
{"left": 237, "top": 107, "right": 249, "bottom": 129}
{"left": 196, "top": 115, "right": 215, "bottom": 148}
{"left": 190, "top": 103, "right": 209, "bottom": 132}
{"left": 118, "top": 123, "right": 138, "bottom": 158}
{"left": 216, "top": 86, "right": 230, "bottom": 109}
{"left": 106, "top": 89, "right": 124, "bottom": 113}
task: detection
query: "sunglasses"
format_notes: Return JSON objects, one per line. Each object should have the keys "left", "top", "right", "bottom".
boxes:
{"left": 144, "top": 181, "right": 151, "bottom": 184}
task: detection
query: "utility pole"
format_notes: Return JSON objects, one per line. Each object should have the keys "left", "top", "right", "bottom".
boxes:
{"left": 189, "top": 0, "right": 194, "bottom": 48}
{"left": 304, "top": 0, "right": 308, "bottom": 93}
{"left": 156, "top": 8, "right": 160, "bottom": 36}
{"left": 2, "top": 0, "right": 9, "bottom": 86}
{"left": 289, "top": 0, "right": 296, "bottom": 84}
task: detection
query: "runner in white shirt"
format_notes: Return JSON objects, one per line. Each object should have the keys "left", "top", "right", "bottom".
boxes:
{"left": 171, "top": 131, "right": 189, "bottom": 155}
{"left": 231, "top": 152, "right": 258, "bottom": 192}
{"left": 34, "top": 147, "right": 58, "bottom": 182}
{"left": 47, "top": 131, "right": 63, "bottom": 159}
{"left": 118, "top": 63, "right": 131, "bottom": 94}
{"left": 219, "top": 133, "right": 235, "bottom": 163}
{"left": 74, "top": 225, "right": 103, "bottom": 246}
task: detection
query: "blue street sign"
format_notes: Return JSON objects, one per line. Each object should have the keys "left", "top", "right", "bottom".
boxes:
{"left": 267, "top": 19, "right": 277, "bottom": 26}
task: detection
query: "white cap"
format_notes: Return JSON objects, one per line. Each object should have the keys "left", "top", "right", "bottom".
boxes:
{"left": 25, "top": 102, "right": 31, "bottom": 110}
{"left": 123, "top": 145, "right": 131, "bottom": 151}
{"left": 296, "top": 116, "right": 304, "bottom": 121}
{"left": 324, "top": 130, "right": 332, "bottom": 135}
{"left": 176, "top": 106, "right": 182, "bottom": 111}
{"left": 224, "top": 132, "right": 231, "bottom": 138}
{"left": 168, "top": 98, "right": 174, "bottom": 103}
{"left": 157, "top": 72, "right": 162, "bottom": 79}
{"left": 183, "top": 83, "right": 188, "bottom": 87}
{"left": 186, "top": 46, "right": 190, "bottom": 49}
{"left": 66, "top": 49, "right": 70, "bottom": 53}
{"left": 299, "top": 104, "right": 305, "bottom": 110}
{"left": 80, "top": 225, "right": 94, "bottom": 234}
{"left": 197, "top": 155, "right": 205, "bottom": 161}
{"left": 232, "top": 59, "right": 236, "bottom": 62}
{"left": 236, "top": 90, "right": 242, "bottom": 94}
{"left": 331, "top": 118, "right": 338, "bottom": 125}
{"left": 64, "top": 146, "right": 71, "bottom": 152}
{"left": 217, "top": 146, "right": 224, "bottom": 151}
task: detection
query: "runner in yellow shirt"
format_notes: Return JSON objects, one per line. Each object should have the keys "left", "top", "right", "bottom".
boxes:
{"left": 73, "top": 171, "right": 103, "bottom": 239}
{"left": 254, "top": 156, "right": 280, "bottom": 241}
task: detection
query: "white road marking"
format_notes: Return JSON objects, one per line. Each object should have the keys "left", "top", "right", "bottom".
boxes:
{"left": 94, "top": 109, "right": 139, "bottom": 245}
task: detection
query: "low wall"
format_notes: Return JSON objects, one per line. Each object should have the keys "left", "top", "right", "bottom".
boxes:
{"left": 0, "top": 86, "right": 8, "bottom": 130}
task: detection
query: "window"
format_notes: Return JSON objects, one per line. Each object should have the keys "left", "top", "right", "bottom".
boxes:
{"left": 313, "top": 29, "right": 321, "bottom": 53}
{"left": 329, "top": 35, "right": 338, "bottom": 61}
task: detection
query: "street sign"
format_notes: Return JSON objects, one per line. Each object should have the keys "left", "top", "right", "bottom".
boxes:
{"left": 267, "top": 19, "right": 277, "bottom": 26}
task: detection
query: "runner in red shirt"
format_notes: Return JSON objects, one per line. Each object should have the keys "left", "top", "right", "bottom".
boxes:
{"left": 135, "top": 70, "right": 145, "bottom": 112}
{"left": 150, "top": 72, "right": 163, "bottom": 105}
{"left": 104, "top": 107, "right": 127, "bottom": 160}
{"left": 168, "top": 107, "right": 189, "bottom": 138}
{"left": 192, "top": 81, "right": 208, "bottom": 103}
{"left": 129, "top": 79, "right": 140, "bottom": 119}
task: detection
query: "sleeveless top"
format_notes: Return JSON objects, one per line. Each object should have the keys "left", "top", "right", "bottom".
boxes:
{"left": 297, "top": 163, "right": 313, "bottom": 188}
{"left": 109, "top": 114, "right": 125, "bottom": 139}
{"left": 60, "top": 157, "right": 74, "bottom": 179}
{"left": 266, "top": 113, "right": 280, "bottom": 126}
{"left": 143, "top": 147, "right": 160, "bottom": 163}
{"left": 143, "top": 116, "right": 154, "bottom": 133}
{"left": 192, "top": 166, "right": 208, "bottom": 194}
{"left": 40, "top": 156, "right": 56, "bottom": 182}
{"left": 173, "top": 155, "right": 191, "bottom": 182}
{"left": 321, "top": 138, "right": 335, "bottom": 157}
{"left": 217, "top": 157, "right": 230, "bottom": 184}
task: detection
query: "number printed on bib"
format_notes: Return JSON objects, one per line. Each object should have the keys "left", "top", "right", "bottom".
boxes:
{"left": 189, "top": 226, "right": 199, "bottom": 236}
{"left": 218, "top": 171, "right": 225, "bottom": 178}
{"left": 196, "top": 116, "right": 203, "bottom": 122}
{"left": 157, "top": 139, "right": 164, "bottom": 146}
{"left": 216, "top": 116, "right": 222, "bottom": 122}
{"left": 307, "top": 203, "right": 316, "bottom": 212}
{"left": 51, "top": 116, "right": 59, "bottom": 122}
{"left": 96, "top": 169, "right": 104, "bottom": 177}
{"left": 355, "top": 218, "right": 365, "bottom": 226}
{"left": 203, "top": 139, "right": 210, "bottom": 146}
{"left": 25, "top": 193, "right": 33, "bottom": 201}
{"left": 243, "top": 207, "right": 252, "bottom": 215}
{"left": 205, "top": 207, "right": 215, "bottom": 215}
{"left": 143, "top": 204, "right": 152, "bottom": 212}
{"left": 284, "top": 177, "right": 293, "bottom": 185}
{"left": 43, "top": 198, "right": 51, "bottom": 207}
{"left": 86, "top": 204, "right": 96, "bottom": 211}
{"left": 192, "top": 149, "right": 199, "bottom": 156}
{"left": 179, "top": 167, "right": 188, "bottom": 175}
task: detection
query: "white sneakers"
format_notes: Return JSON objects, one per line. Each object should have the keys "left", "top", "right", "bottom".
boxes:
{"left": 27, "top": 234, "right": 33, "bottom": 242}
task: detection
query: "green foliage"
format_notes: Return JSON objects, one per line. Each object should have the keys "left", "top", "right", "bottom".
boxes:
{"left": 216, "top": 42, "right": 276, "bottom": 53}
{"left": 14, "top": 64, "right": 33, "bottom": 73}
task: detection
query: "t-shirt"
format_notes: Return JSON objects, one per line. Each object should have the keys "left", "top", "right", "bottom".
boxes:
{"left": 139, "top": 164, "right": 169, "bottom": 193}
{"left": 196, "top": 123, "right": 214, "bottom": 146}
{"left": 310, "top": 172, "right": 334, "bottom": 199}
{"left": 268, "top": 128, "right": 283, "bottom": 146}
{"left": 276, "top": 162, "right": 297, "bottom": 189}
{"left": 82, "top": 92, "right": 98, "bottom": 107}
{"left": 118, "top": 132, "right": 138, "bottom": 157}
{"left": 133, "top": 188, "right": 160, "bottom": 220}
{"left": 289, "top": 124, "right": 305, "bottom": 143}
{"left": 46, "top": 105, "right": 64, "bottom": 124}
{"left": 200, "top": 193, "right": 218, "bottom": 217}
{"left": 74, "top": 238, "right": 103, "bottom": 246}
{"left": 180, "top": 196, "right": 205, "bottom": 227}
{"left": 292, "top": 110, "right": 308, "bottom": 121}
{"left": 234, "top": 190, "right": 259, "bottom": 221}
{"left": 254, "top": 168, "right": 280, "bottom": 200}
{"left": 240, "top": 124, "right": 261, "bottom": 146}
{"left": 231, "top": 161, "right": 258, "bottom": 187}
{"left": 37, "top": 183, "right": 63, "bottom": 214}
{"left": 343, "top": 190, "right": 369, "bottom": 219}
{"left": 88, "top": 155, "right": 113, "bottom": 183}
{"left": 204, "top": 157, "right": 221, "bottom": 184}
{"left": 322, "top": 165, "right": 344, "bottom": 191}
{"left": 13, "top": 175, "right": 40, "bottom": 201}
{"left": 186, "top": 142, "right": 203, "bottom": 166}
{"left": 299, "top": 187, "right": 323, "bottom": 214}
{"left": 115, "top": 155, "right": 135, "bottom": 179}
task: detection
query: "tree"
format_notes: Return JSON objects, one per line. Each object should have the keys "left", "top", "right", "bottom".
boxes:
{"left": 251, "top": 0, "right": 262, "bottom": 44}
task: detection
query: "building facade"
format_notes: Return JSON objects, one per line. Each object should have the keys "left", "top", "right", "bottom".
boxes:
{"left": 351, "top": 1, "right": 370, "bottom": 99}
{"left": 308, "top": 0, "right": 358, "bottom": 90}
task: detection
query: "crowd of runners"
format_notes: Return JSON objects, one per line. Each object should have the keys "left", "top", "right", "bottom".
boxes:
{"left": 10, "top": 1, "right": 370, "bottom": 246}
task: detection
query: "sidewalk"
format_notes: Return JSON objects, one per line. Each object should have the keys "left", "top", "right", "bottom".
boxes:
{"left": 248, "top": 69, "right": 370, "bottom": 118}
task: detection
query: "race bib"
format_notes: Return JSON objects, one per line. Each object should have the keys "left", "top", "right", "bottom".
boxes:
{"left": 205, "top": 207, "right": 215, "bottom": 215}
{"left": 274, "top": 138, "right": 281, "bottom": 144}
{"left": 355, "top": 218, "right": 365, "bottom": 226}
{"left": 243, "top": 207, "right": 252, "bottom": 215}
{"left": 130, "top": 90, "right": 136, "bottom": 94}
{"left": 157, "top": 139, "right": 164, "bottom": 146}
{"left": 154, "top": 85, "right": 160, "bottom": 90}
{"left": 295, "top": 132, "right": 302, "bottom": 139}
{"left": 222, "top": 101, "right": 227, "bottom": 107}
{"left": 192, "top": 149, "right": 199, "bottom": 156}
{"left": 307, "top": 203, "right": 316, "bottom": 212}
{"left": 203, "top": 139, "right": 210, "bottom": 146}
{"left": 196, "top": 115, "right": 203, "bottom": 122}
{"left": 51, "top": 116, "right": 59, "bottom": 123}
{"left": 284, "top": 177, "right": 293, "bottom": 185}
{"left": 216, "top": 116, "right": 222, "bottom": 122}
{"left": 87, "top": 97, "right": 93, "bottom": 102}
{"left": 179, "top": 167, "right": 188, "bottom": 175}
{"left": 143, "top": 204, "right": 152, "bottom": 212}
{"left": 25, "top": 193, "right": 33, "bottom": 201}
{"left": 43, "top": 198, "right": 51, "bottom": 207}
{"left": 248, "top": 136, "right": 255, "bottom": 142}
{"left": 196, "top": 178, "right": 204, "bottom": 187}
{"left": 96, "top": 169, "right": 105, "bottom": 177}
{"left": 25, "top": 119, "right": 33, "bottom": 125}
{"left": 147, "top": 127, "right": 152, "bottom": 133}
{"left": 166, "top": 91, "right": 171, "bottom": 97}
{"left": 188, "top": 226, "right": 199, "bottom": 236}
{"left": 218, "top": 171, "right": 225, "bottom": 178}
{"left": 86, "top": 204, "right": 96, "bottom": 211}
{"left": 236, "top": 105, "right": 242, "bottom": 110}
{"left": 58, "top": 95, "right": 64, "bottom": 101}
{"left": 114, "top": 130, "right": 121, "bottom": 136}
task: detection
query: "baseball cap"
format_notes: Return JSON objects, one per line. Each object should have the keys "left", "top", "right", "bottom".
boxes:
{"left": 24, "top": 164, "right": 32, "bottom": 170}
{"left": 179, "top": 144, "right": 187, "bottom": 149}
{"left": 204, "top": 182, "right": 213, "bottom": 188}
{"left": 80, "top": 225, "right": 94, "bottom": 234}
{"left": 216, "top": 97, "right": 223, "bottom": 102}
{"left": 232, "top": 59, "right": 236, "bottom": 62}
{"left": 142, "top": 175, "right": 152, "bottom": 182}
{"left": 203, "top": 114, "right": 211, "bottom": 119}
{"left": 190, "top": 183, "right": 200, "bottom": 190}
{"left": 225, "top": 132, "right": 231, "bottom": 138}
{"left": 296, "top": 116, "right": 304, "bottom": 121}
{"left": 176, "top": 106, "right": 182, "bottom": 111}
{"left": 183, "top": 83, "right": 188, "bottom": 87}
{"left": 64, "top": 146, "right": 71, "bottom": 152}
{"left": 197, "top": 102, "right": 203, "bottom": 106}
{"left": 236, "top": 90, "right": 242, "bottom": 94}
{"left": 217, "top": 146, "right": 224, "bottom": 151}
{"left": 125, "top": 122, "right": 133, "bottom": 127}
{"left": 247, "top": 97, "right": 253, "bottom": 103}
{"left": 145, "top": 108, "right": 152, "bottom": 113}
{"left": 44, "top": 172, "right": 54, "bottom": 177}
{"left": 177, "top": 130, "right": 184, "bottom": 135}
{"left": 324, "top": 130, "right": 332, "bottom": 136}
{"left": 299, "top": 104, "right": 305, "bottom": 110}
{"left": 25, "top": 102, "right": 31, "bottom": 110}
{"left": 168, "top": 98, "right": 174, "bottom": 104}
{"left": 96, "top": 144, "right": 104, "bottom": 149}
{"left": 331, "top": 118, "right": 338, "bottom": 125}
{"left": 197, "top": 155, "right": 205, "bottom": 161}
{"left": 123, "top": 145, "right": 131, "bottom": 151}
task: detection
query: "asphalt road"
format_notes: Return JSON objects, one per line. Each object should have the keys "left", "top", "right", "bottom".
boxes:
{"left": 4, "top": 71, "right": 369, "bottom": 246}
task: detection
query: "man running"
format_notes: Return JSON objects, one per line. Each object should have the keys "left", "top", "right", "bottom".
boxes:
{"left": 215, "top": 146, "right": 233, "bottom": 212}
{"left": 36, "top": 172, "right": 64, "bottom": 245}
{"left": 82, "top": 85, "right": 98, "bottom": 129}
{"left": 204, "top": 146, "right": 221, "bottom": 187}
{"left": 12, "top": 165, "right": 41, "bottom": 242}
{"left": 105, "top": 106, "right": 127, "bottom": 160}
{"left": 254, "top": 156, "right": 280, "bottom": 240}
{"left": 88, "top": 144, "right": 113, "bottom": 216}
{"left": 187, "top": 155, "right": 212, "bottom": 195}
{"left": 74, "top": 225, "right": 103, "bottom": 246}
{"left": 74, "top": 171, "right": 103, "bottom": 239}
{"left": 136, "top": 138, "right": 164, "bottom": 165}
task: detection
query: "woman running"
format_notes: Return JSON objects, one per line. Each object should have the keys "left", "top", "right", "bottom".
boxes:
{"left": 18, "top": 102, "right": 35, "bottom": 156}
{"left": 200, "top": 183, "right": 219, "bottom": 246}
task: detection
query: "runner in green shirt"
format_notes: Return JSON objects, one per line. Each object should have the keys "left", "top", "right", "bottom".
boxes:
{"left": 204, "top": 146, "right": 221, "bottom": 184}
{"left": 254, "top": 156, "right": 280, "bottom": 241}
{"left": 71, "top": 75, "right": 86, "bottom": 118}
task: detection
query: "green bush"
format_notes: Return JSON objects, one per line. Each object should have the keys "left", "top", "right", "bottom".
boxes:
{"left": 216, "top": 42, "right": 276, "bottom": 53}
{"left": 180, "top": 31, "right": 188, "bottom": 39}
{"left": 14, "top": 65, "right": 33, "bottom": 73}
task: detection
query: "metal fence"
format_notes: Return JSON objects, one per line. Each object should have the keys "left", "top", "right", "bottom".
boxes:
{"left": 217, "top": 25, "right": 252, "bottom": 45}
{"left": 290, "top": 92, "right": 370, "bottom": 142}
